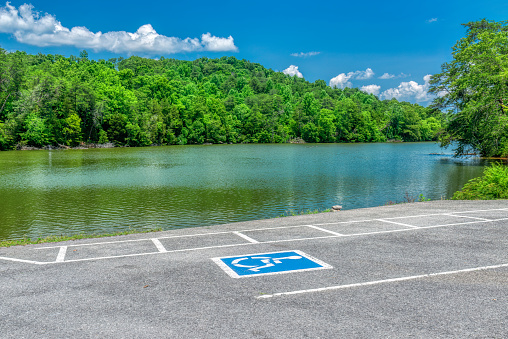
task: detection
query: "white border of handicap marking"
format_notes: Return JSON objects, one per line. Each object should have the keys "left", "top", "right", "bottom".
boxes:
{"left": 211, "top": 250, "right": 333, "bottom": 278}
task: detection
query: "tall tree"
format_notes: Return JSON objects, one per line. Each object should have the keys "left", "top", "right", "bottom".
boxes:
{"left": 430, "top": 19, "right": 508, "bottom": 157}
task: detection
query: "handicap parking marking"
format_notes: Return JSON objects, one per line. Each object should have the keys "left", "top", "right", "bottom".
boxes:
{"left": 212, "top": 250, "right": 332, "bottom": 278}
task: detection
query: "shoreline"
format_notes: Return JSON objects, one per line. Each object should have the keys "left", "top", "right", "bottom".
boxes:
{"left": 15, "top": 142, "right": 116, "bottom": 151}
{"left": 5, "top": 140, "right": 439, "bottom": 152}
{"left": 3, "top": 199, "right": 506, "bottom": 248}
{"left": 0, "top": 208, "right": 334, "bottom": 248}
{"left": 9, "top": 142, "right": 507, "bottom": 160}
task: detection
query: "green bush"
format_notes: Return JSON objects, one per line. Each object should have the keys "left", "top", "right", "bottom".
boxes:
{"left": 452, "top": 164, "right": 508, "bottom": 200}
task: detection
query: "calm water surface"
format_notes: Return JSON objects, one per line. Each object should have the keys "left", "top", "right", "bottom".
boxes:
{"left": 0, "top": 143, "right": 495, "bottom": 240}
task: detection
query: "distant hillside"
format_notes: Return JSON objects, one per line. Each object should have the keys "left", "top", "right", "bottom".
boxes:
{"left": 0, "top": 49, "right": 443, "bottom": 149}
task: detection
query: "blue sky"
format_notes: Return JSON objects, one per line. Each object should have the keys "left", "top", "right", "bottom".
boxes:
{"left": 1, "top": 0, "right": 507, "bottom": 104}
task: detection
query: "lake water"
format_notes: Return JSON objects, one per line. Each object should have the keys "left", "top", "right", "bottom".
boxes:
{"left": 0, "top": 143, "right": 496, "bottom": 240}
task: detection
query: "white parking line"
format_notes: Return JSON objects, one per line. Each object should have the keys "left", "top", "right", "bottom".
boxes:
{"left": 257, "top": 262, "right": 508, "bottom": 299}
{"left": 306, "top": 225, "right": 344, "bottom": 236}
{"left": 33, "top": 208, "right": 508, "bottom": 251}
{"left": 233, "top": 231, "right": 259, "bottom": 244}
{"left": 0, "top": 256, "right": 41, "bottom": 264}
{"left": 35, "top": 231, "right": 233, "bottom": 249}
{"left": 377, "top": 219, "right": 418, "bottom": 228}
{"left": 151, "top": 239, "right": 167, "bottom": 253}
{"left": 22, "top": 218, "right": 508, "bottom": 264}
{"left": 452, "top": 207, "right": 508, "bottom": 213}
{"left": 2, "top": 210, "right": 507, "bottom": 265}
{"left": 56, "top": 246, "right": 67, "bottom": 262}
{"left": 442, "top": 214, "right": 491, "bottom": 221}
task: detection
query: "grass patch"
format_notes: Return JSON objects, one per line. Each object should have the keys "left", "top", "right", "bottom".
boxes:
{"left": 0, "top": 227, "right": 163, "bottom": 248}
{"left": 278, "top": 208, "right": 332, "bottom": 218}
{"left": 452, "top": 164, "right": 508, "bottom": 200}
{"left": 385, "top": 193, "right": 432, "bottom": 205}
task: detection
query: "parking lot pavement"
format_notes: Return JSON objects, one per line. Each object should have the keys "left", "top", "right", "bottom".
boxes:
{"left": 1, "top": 200, "right": 507, "bottom": 338}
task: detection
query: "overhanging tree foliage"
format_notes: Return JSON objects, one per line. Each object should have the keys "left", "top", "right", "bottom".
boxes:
{"left": 430, "top": 19, "right": 508, "bottom": 157}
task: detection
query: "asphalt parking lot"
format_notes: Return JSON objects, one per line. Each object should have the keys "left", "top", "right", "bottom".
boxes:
{"left": 1, "top": 200, "right": 507, "bottom": 338}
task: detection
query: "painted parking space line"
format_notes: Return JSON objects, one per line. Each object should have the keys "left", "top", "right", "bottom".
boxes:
{"left": 8, "top": 217, "right": 508, "bottom": 265}
{"left": 0, "top": 256, "right": 41, "bottom": 264}
{"left": 442, "top": 214, "right": 491, "bottom": 221}
{"left": 14, "top": 218, "right": 508, "bottom": 265}
{"left": 451, "top": 209, "right": 508, "bottom": 220}
{"left": 257, "top": 262, "right": 508, "bottom": 299}
{"left": 451, "top": 207, "right": 508, "bottom": 213}
{"left": 56, "top": 246, "right": 67, "bottom": 262}
{"left": 151, "top": 238, "right": 168, "bottom": 253}
{"left": 30, "top": 207, "right": 508, "bottom": 251}
{"left": 233, "top": 231, "right": 259, "bottom": 244}
{"left": 376, "top": 219, "right": 419, "bottom": 228}
{"left": 1, "top": 210, "right": 507, "bottom": 265}
{"left": 34, "top": 231, "right": 236, "bottom": 250}
{"left": 306, "top": 225, "right": 344, "bottom": 236}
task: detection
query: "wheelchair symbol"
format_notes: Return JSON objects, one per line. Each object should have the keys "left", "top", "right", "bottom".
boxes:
{"left": 231, "top": 255, "right": 303, "bottom": 272}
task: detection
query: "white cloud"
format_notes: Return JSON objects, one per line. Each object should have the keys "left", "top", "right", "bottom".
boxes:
{"left": 379, "top": 73, "right": 395, "bottom": 79}
{"left": 330, "top": 73, "right": 352, "bottom": 88}
{"left": 290, "top": 51, "right": 320, "bottom": 57}
{"left": 427, "top": 18, "right": 438, "bottom": 23}
{"left": 380, "top": 75, "right": 434, "bottom": 103}
{"left": 360, "top": 84, "right": 381, "bottom": 96}
{"left": 283, "top": 65, "right": 303, "bottom": 78}
{"left": 329, "top": 68, "right": 375, "bottom": 88}
{"left": 200, "top": 32, "right": 237, "bottom": 52}
{"left": 378, "top": 72, "right": 410, "bottom": 79}
{"left": 355, "top": 68, "right": 374, "bottom": 80}
{"left": 0, "top": 3, "right": 238, "bottom": 54}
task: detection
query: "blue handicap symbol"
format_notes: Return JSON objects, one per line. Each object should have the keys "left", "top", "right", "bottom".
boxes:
{"left": 214, "top": 250, "right": 330, "bottom": 277}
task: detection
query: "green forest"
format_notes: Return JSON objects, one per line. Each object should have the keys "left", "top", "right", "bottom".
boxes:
{"left": 0, "top": 49, "right": 443, "bottom": 150}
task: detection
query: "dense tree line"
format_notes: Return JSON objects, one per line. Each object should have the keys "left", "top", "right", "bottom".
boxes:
{"left": 0, "top": 49, "right": 443, "bottom": 150}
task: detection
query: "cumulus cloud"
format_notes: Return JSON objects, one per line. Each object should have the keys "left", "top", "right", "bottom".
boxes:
{"left": 329, "top": 68, "right": 375, "bottom": 88}
{"left": 355, "top": 68, "right": 375, "bottom": 80}
{"left": 0, "top": 3, "right": 238, "bottom": 54}
{"left": 378, "top": 72, "right": 410, "bottom": 79}
{"left": 360, "top": 84, "right": 381, "bottom": 96}
{"left": 283, "top": 65, "right": 303, "bottom": 78}
{"left": 290, "top": 51, "right": 320, "bottom": 57}
{"left": 427, "top": 18, "right": 438, "bottom": 23}
{"left": 380, "top": 75, "right": 433, "bottom": 103}
{"left": 330, "top": 73, "right": 352, "bottom": 88}
{"left": 379, "top": 73, "right": 395, "bottom": 79}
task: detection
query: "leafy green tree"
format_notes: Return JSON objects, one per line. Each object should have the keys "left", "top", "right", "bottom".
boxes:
{"left": 419, "top": 117, "right": 441, "bottom": 141}
{"left": 0, "top": 122, "right": 12, "bottom": 150}
{"left": 302, "top": 122, "right": 320, "bottom": 142}
{"left": 105, "top": 113, "right": 128, "bottom": 144}
{"left": 317, "top": 109, "right": 336, "bottom": 142}
{"left": 98, "top": 129, "right": 109, "bottom": 144}
{"left": 187, "top": 120, "right": 205, "bottom": 144}
{"left": 430, "top": 19, "right": 508, "bottom": 157}
{"left": 62, "top": 113, "right": 82, "bottom": 146}
{"left": 21, "top": 113, "right": 49, "bottom": 147}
